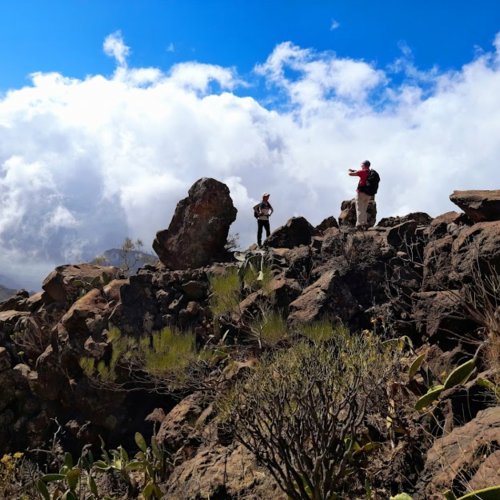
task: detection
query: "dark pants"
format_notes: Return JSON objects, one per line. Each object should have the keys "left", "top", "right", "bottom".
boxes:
{"left": 257, "top": 220, "right": 270, "bottom": 246}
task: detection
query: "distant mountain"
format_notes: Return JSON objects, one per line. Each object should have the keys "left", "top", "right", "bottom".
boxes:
{"left": 0, "top": 283, "right": 17, "bottom": 302}
{"left": 0, "top": 273, "right": 22, "bottom": 290}
{"left": 94, "top": 248, "right": 158, "bottom": 275}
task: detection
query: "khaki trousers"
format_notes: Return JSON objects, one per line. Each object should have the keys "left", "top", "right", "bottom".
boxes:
{"left": 356, "top": 191, "right": 372, "bottom": 226}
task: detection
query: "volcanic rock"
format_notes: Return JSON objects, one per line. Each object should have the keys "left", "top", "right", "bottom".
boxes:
{"left": 42, "top": 264, "right": 122, "bottom": 305}
{"left": 153, "top": 178, "right": 237, "bottom": 269}
{"left": 450, "top": 189, "right": 500, "bottom": 222}
{"left": 418, "top": 407, "right": 500, "bottom": 498}
{"left": 338, "top": 198, "right": 377, "bottom": 228}
{"left": 266, "top": 216, "right": 315, "bottom": 249}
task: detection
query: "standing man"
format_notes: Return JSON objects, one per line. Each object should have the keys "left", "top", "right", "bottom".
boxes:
{"left": 348, "top": 160, "right": 379, "bottom": 230}
{"left": 254, "top": 192, "right": 274, "bottom": 247}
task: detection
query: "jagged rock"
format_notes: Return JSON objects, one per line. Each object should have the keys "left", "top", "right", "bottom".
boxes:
{"left": 165, "top": 442, "right": 285, "bottom": 499}
{"left": 0, "top": 290, "right": 29, "bottom": 312}
{"left": 422, "top": 235, "right": 455, "bottom": 291}
{"left": 338, "top": 198, "right": 377, "bottom": 228}
{"left": 266, "top": 216, "right": 315, "bottom": 249}
{"left": 113, "top": 271, "right": 163, "bottom": 335}
{"left": 469, "top": 450, "right": 500, "bottom": 490}
{"left": 153, "top": 178, "right": 237, "bottom": 269}
{"left": 386, "top": 220, "right": 417, "bottom": 248}
{"left": 377, "top": 212, "right": 432, "bottom": 228}
{"left": 42, "top": 264, "right": 122, "bottom": 304}
{"left": 288, "top": 270, "right": 358, "bottom": 324}
{"left": 315, "top": 216, "right": 339, "bottom": 233}
{"left": 57, "top": 288, "right": 110, "bottom": 347}
{"left": 156, "top": 391, "right": 211, "bottom": 452}
{"left": 181, "top": 280, "right": 208, "bottom": 300}
{"left": 320, "top": 227, "right": 344, "bottom": 256}
{"left": 450, "top": 189, "right": 500, "bottom": 222}
{"left": 412, "top": 291, "right": 477, "bottom": 350}
{"left": 451, "top": 220, "right": 500, "bottom": 275}
{"left": 418, "top": 407, "right": 500, "bottom": 498}
{"left": 0, "top": 310, "right": 30, "bottom": 339}
{"left": 268, "top": 277, "right": 302, "bottom": 312}
{"left": 428, "top": 211, "right": 465, "bottom": 240}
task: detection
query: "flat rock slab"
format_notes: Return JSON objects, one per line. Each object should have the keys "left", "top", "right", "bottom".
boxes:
{"left": 450, "top": 190, "right": 500, "bottom": 222}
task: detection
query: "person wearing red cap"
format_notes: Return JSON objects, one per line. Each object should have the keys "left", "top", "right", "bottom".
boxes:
{"left": 253, "top": 192, "right": 274, "bottom": 247}
{"left": 348, "top": 160, "right": 373, "bottom": 230}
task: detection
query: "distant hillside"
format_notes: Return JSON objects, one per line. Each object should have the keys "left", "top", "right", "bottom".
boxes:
{"left": 0, "top": 283, "right": 16, "bottom": 302}
{"left": 95, "top": 248, "right": 158, "bottom": 275}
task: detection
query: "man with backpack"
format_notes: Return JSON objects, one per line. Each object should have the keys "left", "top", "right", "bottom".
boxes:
{"left": 348, "top": 160, "right": 380, "bottom": 230}
{"left": 253, "top": 192, "right": 274, "bottom": 247}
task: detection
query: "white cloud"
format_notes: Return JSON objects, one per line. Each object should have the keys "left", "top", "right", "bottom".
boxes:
{"left": 1, "top": 33, "right": 500, "bottom": 289}
{"left": 167, "top": 42, "right": 175, "bottom": 53}
{"left": 103, "top": 31, "right": 130, "bottom": 67}
{"left": 330, "top": 19, "right": 340, "bottom": 31}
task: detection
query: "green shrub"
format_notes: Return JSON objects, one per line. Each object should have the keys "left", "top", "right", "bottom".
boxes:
{"left": 209, "top": 268, "right": 241, "bottom": 317}
{"left": 250, "top": 310, "right": 288, "bottom": 347}
{"left": 219, "top": 332, "right": 398, "bottom": 500}
{"left": 80, "top": 327, "right": 215, "bottom": 393}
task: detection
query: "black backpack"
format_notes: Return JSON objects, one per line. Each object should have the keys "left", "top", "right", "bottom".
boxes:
{"left": 361, "top": 169, "right": 380, "bottom": 196}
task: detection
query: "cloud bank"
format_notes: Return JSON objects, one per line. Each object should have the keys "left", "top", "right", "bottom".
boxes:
{"left": 1, "top": 33, "right": 500, "bottom": 289}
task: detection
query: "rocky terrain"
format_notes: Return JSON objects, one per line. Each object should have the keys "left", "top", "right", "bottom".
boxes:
{"left": 0, "top": 178, "right": 499, "bottom": 499}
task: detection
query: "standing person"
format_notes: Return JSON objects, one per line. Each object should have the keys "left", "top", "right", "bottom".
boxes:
{"left": 253, "top": 193, "right": 274, "bottom": 247}
{"left": 348, "top": 160, "right": 380, "bottom": 230}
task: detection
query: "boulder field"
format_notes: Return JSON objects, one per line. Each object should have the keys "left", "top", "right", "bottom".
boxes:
{"left": 1, "top": 181, "right": 499, "bottom": 498}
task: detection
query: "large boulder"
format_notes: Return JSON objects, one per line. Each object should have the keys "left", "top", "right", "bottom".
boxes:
{"left": 153, "top": 178, "right": 237, "bottom": 269}
{"left": 417, "top": 407, "right": 500, "bottom": 498}
{"left": 451, "top": 220, "right": 500, "bottom": 276}
{"left": 266, "top": 216, "right": 315, "bottom": 249}
{"left": 450, "top": 189, "right": 500, "bottom": 222}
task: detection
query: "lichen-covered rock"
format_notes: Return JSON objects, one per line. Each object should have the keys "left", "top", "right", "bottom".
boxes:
{"left": 153, "top": 178, "right": 237, "bottom": 269}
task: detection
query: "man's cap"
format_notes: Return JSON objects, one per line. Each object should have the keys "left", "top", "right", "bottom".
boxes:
{"left": 262, "top": 192, "right": 270, "bottom": 197}
{"left": 362, "top": 160, "right": 371, "bottom": 167}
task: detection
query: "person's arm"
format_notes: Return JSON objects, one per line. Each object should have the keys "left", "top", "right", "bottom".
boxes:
{"left": 268, "top": 203, "right": 274, "bottom": 215}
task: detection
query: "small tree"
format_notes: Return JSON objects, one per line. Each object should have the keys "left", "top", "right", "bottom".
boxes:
{"left": 220, "top": 331, "right": 398, "bottom": 499}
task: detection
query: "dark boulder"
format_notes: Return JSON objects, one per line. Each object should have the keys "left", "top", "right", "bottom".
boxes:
{"left": 266, "top": 216, "right": 315, "bottom": 249}
{"left": 153, "top": 178, "right": 237, "bottom": 269}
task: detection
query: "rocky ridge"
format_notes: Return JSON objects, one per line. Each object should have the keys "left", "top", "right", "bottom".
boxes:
{"left": 0, "top": 181, "right": 499, "bottom": 499}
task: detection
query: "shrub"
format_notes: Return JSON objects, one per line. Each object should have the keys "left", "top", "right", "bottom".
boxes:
{"left": 219, "top": 332, "right": 398, "bottom": 499}
{"left": 249, "top": 310, "right": 288, "bottom": 347}
{"left": 209, "top": 268, "right": 241, "bottom": 317}
{"left": 80, "top": 327, "right": 216, "bottom": 393}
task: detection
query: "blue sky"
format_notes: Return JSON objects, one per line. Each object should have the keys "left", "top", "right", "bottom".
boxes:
{"left": 1, "top": 1, "right": 500, "bottom": 289}
{"left": 1, "top": 1, "right": 499, "bottom": 92}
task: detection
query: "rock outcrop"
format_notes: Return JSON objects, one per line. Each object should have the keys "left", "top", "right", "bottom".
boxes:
{"left": 1, "top": 182, "right": 499, "bottom": 498}
{"left": 450, "top": 189, "right": 500, "bottom": 222}
{"left": 153, "top": 178, "right": 237, "bottom": 269}
{"left": 338, "top": 198, "right": 377, "bottom": 227}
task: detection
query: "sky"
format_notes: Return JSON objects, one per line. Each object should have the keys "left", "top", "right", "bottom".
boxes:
{"left": 0, "top": 1, "right": 500, "bottom": 290}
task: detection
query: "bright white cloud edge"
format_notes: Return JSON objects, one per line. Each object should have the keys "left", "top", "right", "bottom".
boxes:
{"left": 1, "top": 33, "right": 500, "bottom": 290}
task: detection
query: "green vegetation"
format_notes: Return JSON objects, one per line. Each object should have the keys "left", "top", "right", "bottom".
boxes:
{"left": 249, "top": 310, "right": 287, "bottom": 347}
{"left": 219, "top": 331, "right": 399, "bottom": 500}
{"left": 80, "top": 326, "right": 216, "bottom": 393}
{"left": 209, "top": 267, "right": 241, "bottom": 317}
